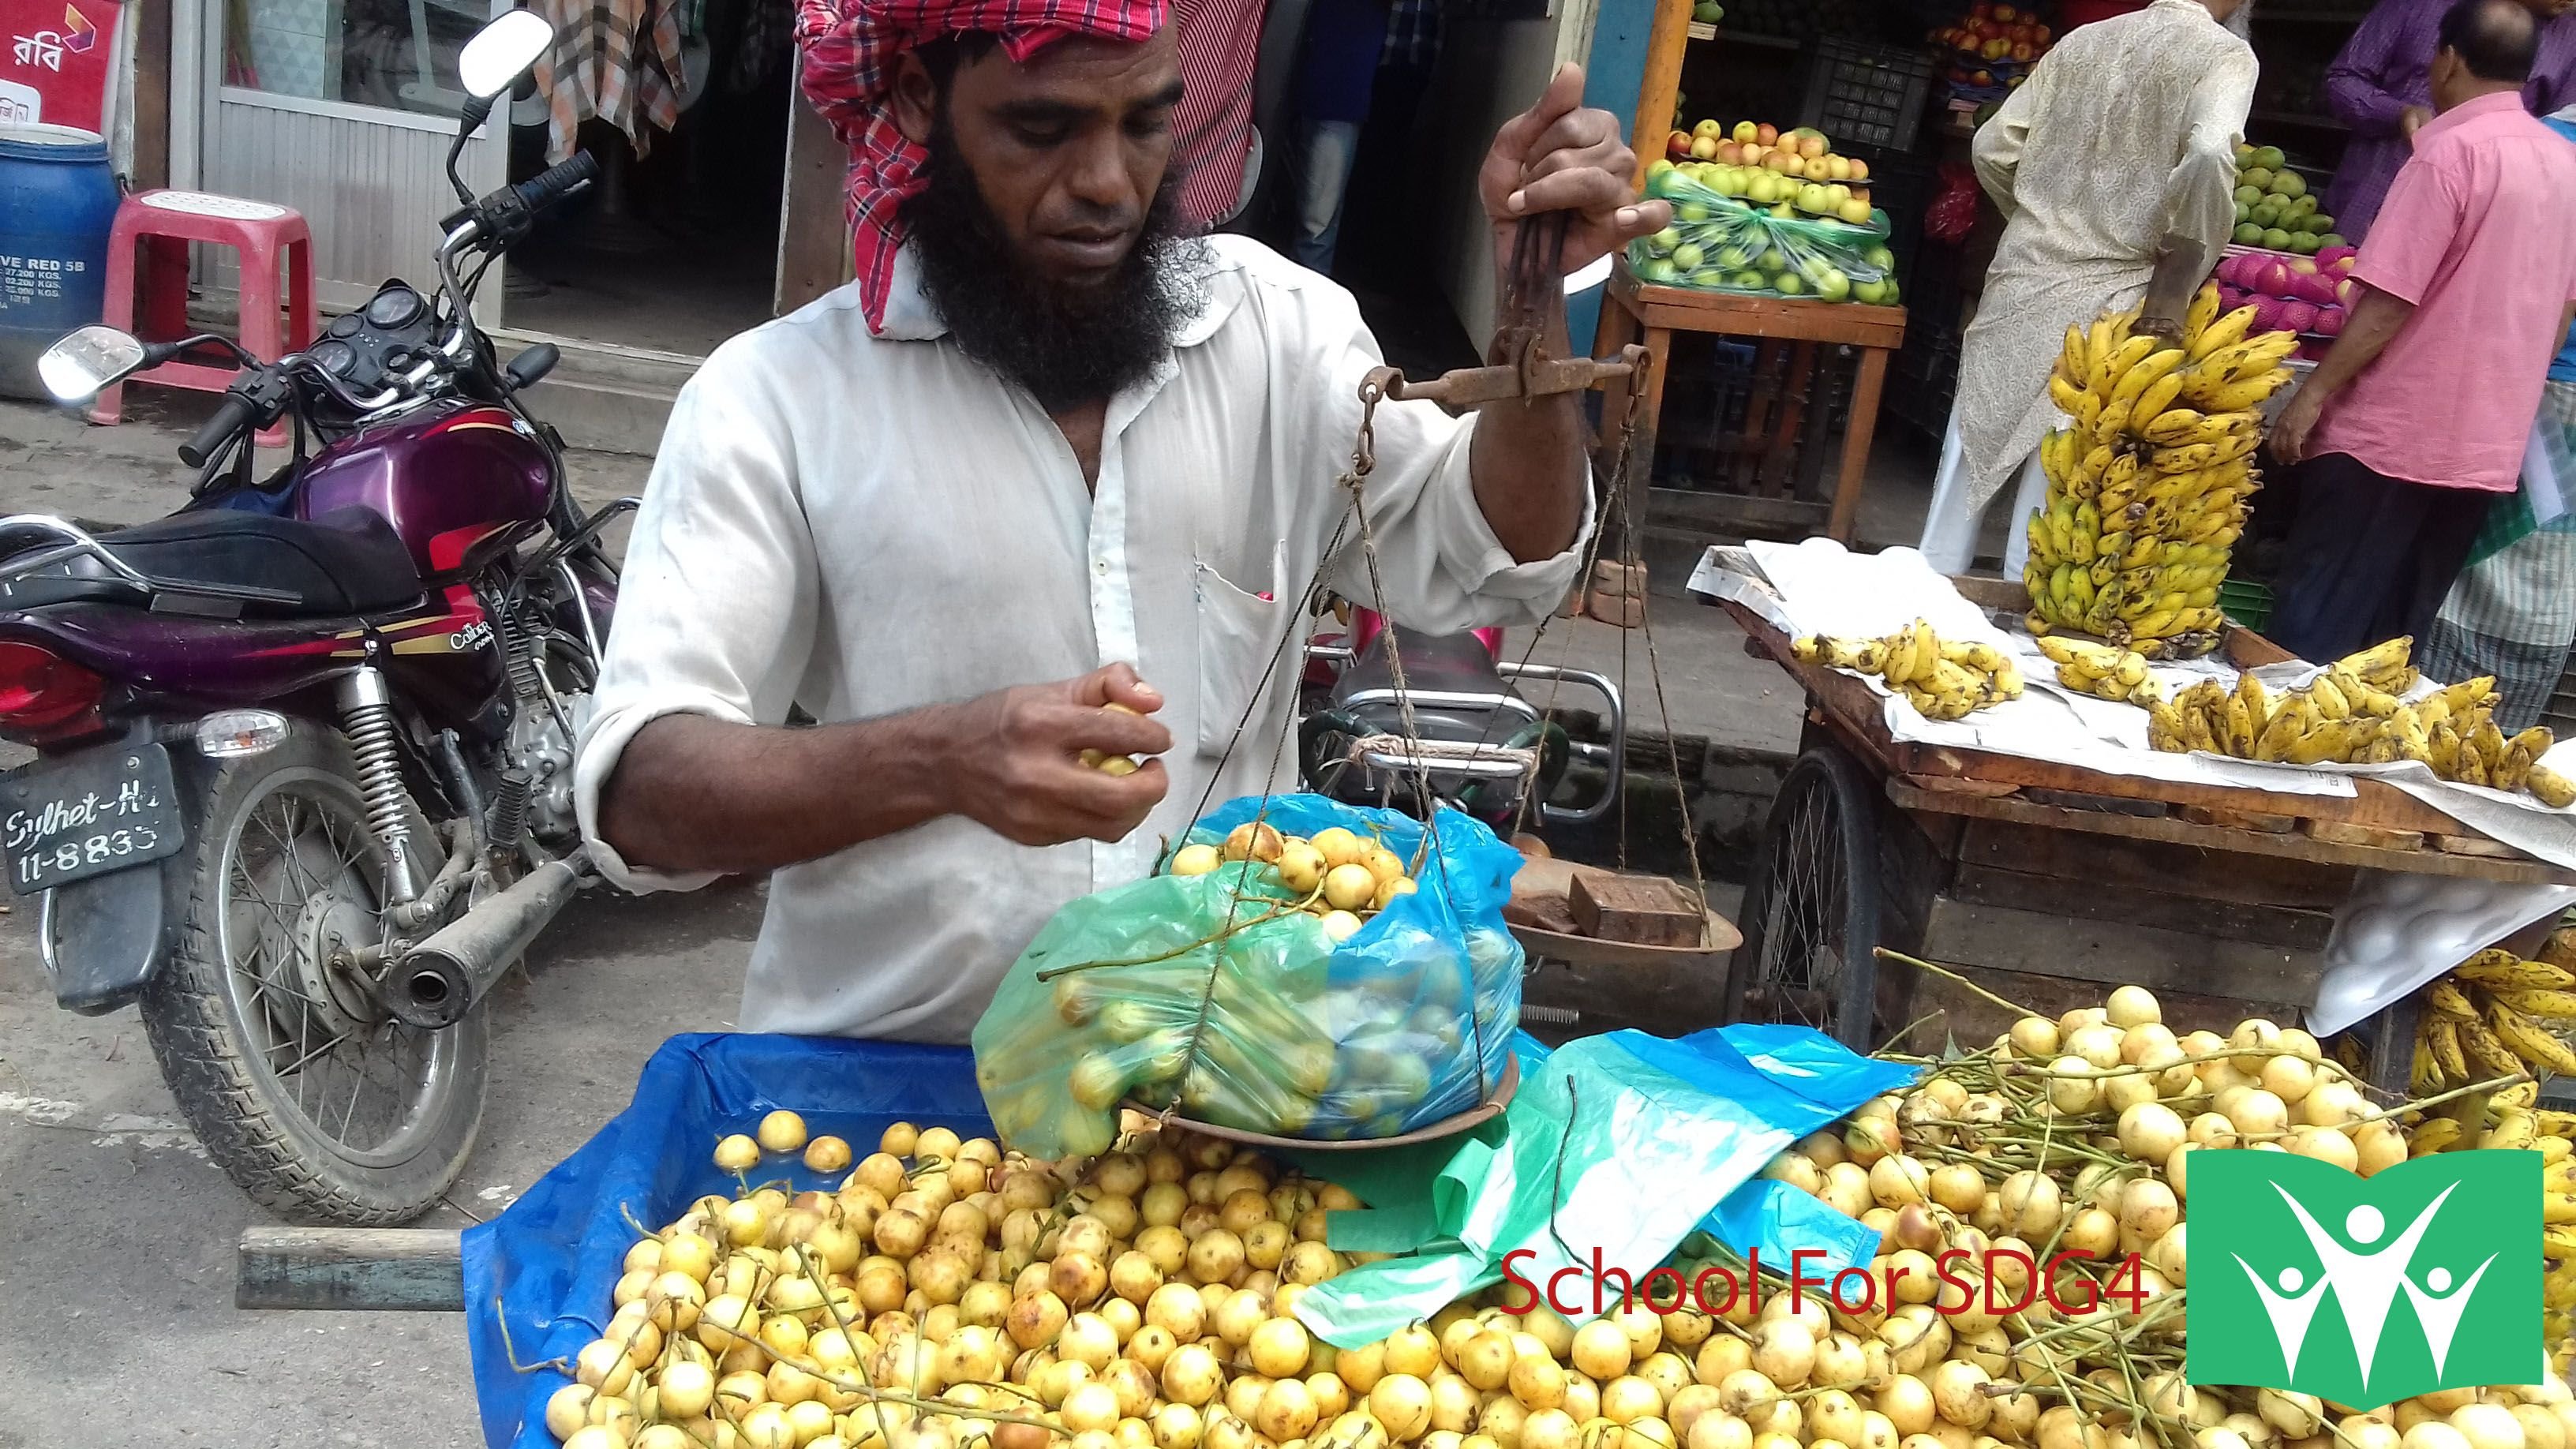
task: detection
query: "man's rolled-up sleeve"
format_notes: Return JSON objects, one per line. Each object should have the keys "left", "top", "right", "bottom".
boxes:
{"left": 573, "top": 345, "right": 820, "bottom": 893}
{"left": 1303, "top": 287, "right": 1594, "bottom": 634}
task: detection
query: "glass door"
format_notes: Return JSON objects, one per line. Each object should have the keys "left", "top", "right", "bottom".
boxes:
{"left": 198, "top": 0, "right": 514, "bottom": 324}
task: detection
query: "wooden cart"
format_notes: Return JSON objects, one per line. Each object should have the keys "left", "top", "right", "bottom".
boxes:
{"left": 1702, "top": 572, "right": 2576, "bottom": 1089}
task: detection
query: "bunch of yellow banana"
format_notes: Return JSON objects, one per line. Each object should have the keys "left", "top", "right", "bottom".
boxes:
{"left": 2394, "top": 942, "right": 2576, "bottom": 1354}
{"left": 2034, "top": 635, "right": 2161, "bottom": 706}
{"left": 2415, "top": 943, "right": 2576, "bottom": 1094}
{"left": 1792, "top": 619, "right": 2022, "bottom": 721}
{"left": 2029, "top": 286, "right": 2300, "bottom": 657}
{"left": 2142, "top": 635, "right": 2576, "bottom": 800}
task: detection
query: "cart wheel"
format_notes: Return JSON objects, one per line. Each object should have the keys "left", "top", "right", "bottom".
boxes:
{"left": 1727, "top": 745, "right": 1882, "bottom": 1050}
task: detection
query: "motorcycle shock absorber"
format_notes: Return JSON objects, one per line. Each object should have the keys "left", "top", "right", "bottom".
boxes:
{"left": 337, "top": 665, "right": 420, "bottom": 907}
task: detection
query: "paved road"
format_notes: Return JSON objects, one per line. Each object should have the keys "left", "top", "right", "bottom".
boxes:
{"left": 0, "top": 396, "right": 761, "bottom": 1447}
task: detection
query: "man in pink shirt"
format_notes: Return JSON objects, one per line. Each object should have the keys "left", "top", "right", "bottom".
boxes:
{"left": 2269, "top": 0, "right": 2576, "bottom": 664}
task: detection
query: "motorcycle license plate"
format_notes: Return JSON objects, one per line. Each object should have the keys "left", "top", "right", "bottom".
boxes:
{"left": 0, "top": 742, "right": 185, "bottom": 895}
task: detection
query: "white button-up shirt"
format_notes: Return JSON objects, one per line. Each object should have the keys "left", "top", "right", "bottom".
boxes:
{"left": 573, "top": 234, "right": 1589, "bottom": 1043}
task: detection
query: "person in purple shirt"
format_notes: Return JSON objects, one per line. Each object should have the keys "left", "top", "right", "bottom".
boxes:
{"left": 2323, "top": 0, "right": 2576, "bottom": 238}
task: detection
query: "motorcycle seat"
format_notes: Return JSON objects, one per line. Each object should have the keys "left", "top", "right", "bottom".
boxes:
{"left": 1331, "top": 626, "right": 1531, "bottom": 743}
{"left": 99, "top": 507, "right": 425, "bottom": 616}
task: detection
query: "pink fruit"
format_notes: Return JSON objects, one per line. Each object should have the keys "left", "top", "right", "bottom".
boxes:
{"left": 2315, "top": 245, "right": 2356, "bottom": 268}
{"left": 2258, "top": 260, "right": 2295, "bottom": 298}
{"left": 2294, "top": 273, "right": 2340, "bottom": 306}
{"left": 2335, "top": 276, "right": 2360, "bottom": 305}
{"left": 2249, "top": 295, "right": 2288, "bottom": 333}
{"left": 2278, "top": 299, "right": 2319, "bottom": 333}
{"left": 2313, "top": 306, "right": 2345, "bottom": 338}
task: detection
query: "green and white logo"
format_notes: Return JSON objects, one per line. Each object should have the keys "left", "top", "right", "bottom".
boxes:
{"left": 2186, "top": 1149, "right": 2540, "bottom": 1401}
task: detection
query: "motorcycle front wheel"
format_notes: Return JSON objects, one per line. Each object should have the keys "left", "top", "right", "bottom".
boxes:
{"left": 141, "top": 725, "right": 485, "bottom": 1224}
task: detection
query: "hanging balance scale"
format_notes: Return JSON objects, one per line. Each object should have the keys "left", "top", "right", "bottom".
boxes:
{"left": 1125, "top": 217, "right": 1726, "bottom": 1153}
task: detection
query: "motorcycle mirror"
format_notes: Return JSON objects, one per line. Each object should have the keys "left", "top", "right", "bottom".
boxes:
{"left": 36, "top": 324, "right": 145, "bottom": 402}
{"left": 458, "top": 9, "right": 553, "bottom": 101}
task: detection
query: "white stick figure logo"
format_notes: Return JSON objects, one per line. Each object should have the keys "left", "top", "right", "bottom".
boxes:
{"left": 2231, "top": 1184, "right": 2469, "bottom": 1393}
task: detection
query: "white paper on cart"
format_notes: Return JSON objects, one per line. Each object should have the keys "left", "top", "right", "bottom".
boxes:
{"left": 1690, "top": 539, "right": 2354, "bottom": 798}
{"left": 2309, "top": 871, "right": 2576, "bottom": 1035}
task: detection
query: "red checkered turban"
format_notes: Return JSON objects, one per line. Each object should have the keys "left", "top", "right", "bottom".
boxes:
{"left": 794, "top": 0, "right": 1171, "bottom": 335}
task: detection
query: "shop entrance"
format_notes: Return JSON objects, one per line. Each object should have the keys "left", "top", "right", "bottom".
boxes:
{"left": 497, "top": 0, "right": 797, "bottom": 356}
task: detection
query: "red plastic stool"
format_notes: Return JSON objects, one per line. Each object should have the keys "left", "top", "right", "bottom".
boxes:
{"left": 90, "top": 189, "right": 314, "bottom": 450}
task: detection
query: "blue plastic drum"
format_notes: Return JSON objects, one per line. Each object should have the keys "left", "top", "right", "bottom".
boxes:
{"left": 0, "top": 124, "right": 118, "bottom": 399}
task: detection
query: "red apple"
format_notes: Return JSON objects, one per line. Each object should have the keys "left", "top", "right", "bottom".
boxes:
{"left": 2031, "top": 23, "right": 2050, "bottom": 41}
{"left": 1971, "top": 68, "right": 1994, "bottom": 84}
{"left": 2009, "top": 42, "right": 2035, "bottom": 60}
{"left": 1668, "top": 130, "right": 1694, "bottom": 159}
{"left": 1798, "top": 133, "right": 1828, "bottom": 159}
{"left": 1845, "top": 157, "right": 1871, "bottom": 182}
{"left": 1754, "top": 123, "right": 1779, "bottom": 147}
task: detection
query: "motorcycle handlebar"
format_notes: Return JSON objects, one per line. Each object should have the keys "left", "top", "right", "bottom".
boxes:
{"left": 178, "top": 391, "right": 261, "bottom": 469}
{"left": 512, "top": 153, "right": 597, "bottom": 219}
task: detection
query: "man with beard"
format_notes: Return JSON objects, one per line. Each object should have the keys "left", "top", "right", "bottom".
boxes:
{"left": 572, "top": 0, "right": 1662, "bottom": 1042}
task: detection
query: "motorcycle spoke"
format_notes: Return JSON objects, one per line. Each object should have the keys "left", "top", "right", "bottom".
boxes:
{"left": 212, "top": 769, "right": 451, "bottom": 1165}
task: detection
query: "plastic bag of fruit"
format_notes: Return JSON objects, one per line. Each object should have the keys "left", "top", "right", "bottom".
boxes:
{"left": 971, "top": 794, "right": 1524, "bottom": 1157}
{"left": 1629, "top": 164, "right": 1898, "bottom": 305}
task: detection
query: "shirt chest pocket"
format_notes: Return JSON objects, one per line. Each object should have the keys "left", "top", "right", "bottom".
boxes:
{"left": 1194, "top": 545, "right": 1288, "bottom": 759}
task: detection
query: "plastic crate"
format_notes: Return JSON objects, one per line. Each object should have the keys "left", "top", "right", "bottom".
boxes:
{"left": 2219, "top": 578, "right": 2274, "bottom": 634}
{"left": 1799, "top": 38, "right": 1937, "bottom": 152}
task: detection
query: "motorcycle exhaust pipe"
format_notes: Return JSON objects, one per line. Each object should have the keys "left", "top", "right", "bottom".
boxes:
{"left": 389, "top": 847, "right": 590, "bottom": 1030}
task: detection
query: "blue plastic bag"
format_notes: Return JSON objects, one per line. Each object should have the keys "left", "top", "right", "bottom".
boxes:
{"left": 461, "top": 1034, "right": 993, "bottom": 1449}
{"left": 972, "top": 794, "right": 1522, "bottom": 1153}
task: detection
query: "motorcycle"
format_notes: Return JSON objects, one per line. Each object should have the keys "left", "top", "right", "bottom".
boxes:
{"left": 20, "top": 9, "right": 618, "bottom": 1224}
{"left": 1299, "top": 604, "right": 1627, "bottom": 833}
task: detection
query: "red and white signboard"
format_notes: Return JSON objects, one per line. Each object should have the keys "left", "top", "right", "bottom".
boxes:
{"left": 0, "top": 0, "right": 118, "bottom": 131}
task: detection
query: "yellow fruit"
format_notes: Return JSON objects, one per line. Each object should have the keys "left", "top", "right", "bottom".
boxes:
{"left": 2497, "top": 989, "right": 2576, "bottom": 1021}
{"left": 2410, "top": 1117, "right": 2466, "bottom": 1155}
{"left": 2187, "top": 305, "right": 2257, "bottom": 361}
{"left": 2458, "top": 1017, "right": 2527, "bottom": 1079}
{"left": 2492, "top": 1005, "right": 2576, "bottom": 1076}
{"left": 2182, "top": 282, "right": 2219, "bottom": 344}
{"left": 2459, "top": 954, "right": 2576, "bottom": 990}
{"left": 2425, "top": 1016, "right": 2469, "bottom": 1082}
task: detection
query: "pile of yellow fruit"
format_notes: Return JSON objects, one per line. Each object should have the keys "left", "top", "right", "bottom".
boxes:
{"left": 1755, "top": 979, "right": 2576, "bottom": 1396}
{"left": 543, "top": 976, "right": 2576, "bottom": 1449}
{"left": 2033, "top": 638, "right": 2160, "bottom": 707}
{"left": 2140, "top": 637, "right": 2576, "bottom": 801}
{"left": 1166, "top": 823, "right": 1419, "bottom": 945}
{"left": 2026, "top": 286, "right": 2300, "bottom": 657}
{"left": 1791, "top": 620, "right": 2023, "bottom": 722}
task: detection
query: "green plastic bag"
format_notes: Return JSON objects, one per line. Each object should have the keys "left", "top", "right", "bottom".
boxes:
{"left": 971, "top": 795, "right": 1523, "bottom": 1158}
{"left": 1629, "top": 164, "right": 1899, "bottom": 305}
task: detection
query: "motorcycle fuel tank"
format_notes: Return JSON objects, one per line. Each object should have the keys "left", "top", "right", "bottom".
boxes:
{"left": 297, "top": 401, "right": 552, "bottom": 578}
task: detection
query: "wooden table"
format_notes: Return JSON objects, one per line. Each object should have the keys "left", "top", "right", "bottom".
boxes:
{"left": 1593, "top": 260, "right": 1908, "bottom": 545}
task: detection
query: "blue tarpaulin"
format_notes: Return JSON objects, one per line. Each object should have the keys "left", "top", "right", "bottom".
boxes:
{"left": 461, "top": 1033, "right": 994, "bottom": 1449}
{"left": 462, "top": 1024, "right": 1906, "bottom": 1443}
